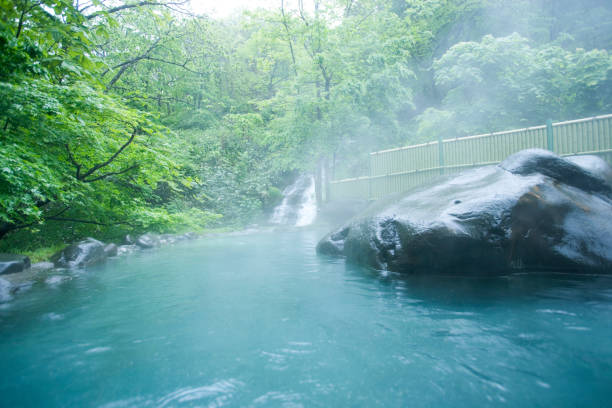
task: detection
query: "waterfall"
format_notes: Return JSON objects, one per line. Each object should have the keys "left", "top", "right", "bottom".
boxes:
{"left": 270, "top": 175, "right": 317, "bottom": 226}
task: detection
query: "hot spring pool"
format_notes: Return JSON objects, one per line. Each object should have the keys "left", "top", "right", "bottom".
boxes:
{"left": 1, "top": 227, "right": 611, "bottom": 407}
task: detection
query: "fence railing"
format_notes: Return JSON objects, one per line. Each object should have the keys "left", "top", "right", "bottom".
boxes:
{"left": 330, "top": 114, "right": 612, "bottom": 201}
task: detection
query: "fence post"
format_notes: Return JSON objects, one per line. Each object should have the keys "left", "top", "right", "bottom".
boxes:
{"left": 438, "top": 134, "right": 445, "bottom": 175}
{"left": 546, "top": 119, "right": 554, "bottom": 151}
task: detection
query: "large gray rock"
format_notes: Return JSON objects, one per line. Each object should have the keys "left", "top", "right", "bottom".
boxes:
{"left": 0, "top": 254, "right": 31, "bottom": 275}
{"left": 52, "top": 238, "right": 107, "bottom": 268}
{"left": 317, "top": 149, "right": 612, "bottom": 275}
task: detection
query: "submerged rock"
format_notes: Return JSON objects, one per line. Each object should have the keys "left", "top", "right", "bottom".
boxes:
{"left": 0, "top": 254, "right": 31, "bottom": 275}
{"left": 45, "top": 275, "right": 71, "bottom": 286}
{"left": 317, "top": 149, "right": 612, "bottom": 275}
{"left": 52, "top": 238, "right": 107, "bottom": 268}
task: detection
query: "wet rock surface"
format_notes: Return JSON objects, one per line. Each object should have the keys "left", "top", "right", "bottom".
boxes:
{"left": 0, "top": 254, "right": 31, "bottom": 275}
{"left": 104, "top": 243, "right": 118, "bottom": 257}
{"left": 30, "top": 262, "right": 55, "bottom": 272}
{"left": 317, "top": 149, "right": 612, "bottom": 275}
{"left": 117, "top": 245, "right": 140, "bottom": 255}
{"left": 52, "top": 238, "right": 107, "bottom": 268}
{"left": 135, "top": 233, "right": 161, "bottom": 249}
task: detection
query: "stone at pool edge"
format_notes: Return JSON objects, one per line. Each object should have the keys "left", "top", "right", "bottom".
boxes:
{"left": 104, "top": 243, "right": 118, "bottom": 257}
{"left": 134, "top": 232, "right": 198, "bottom": 248}
{"left": 51, "top": 238, "right": 107, "bottom": 268}
{"left": 47, "top": 232, "right": 199, "bottom": 268}
{"left": 0, "top": 254, "right": 31, "bottom": 275}
{"left": 117, "top": 244, "right": 139, "bottom": 255}
{"left": 135, "top": 233, "right": 161, "bottom": 249}
{"left": 30, "top": 262, "right": 54, "bottom": 271}
{"left": 316, "top": 149, "right": 612, "bottom": 275}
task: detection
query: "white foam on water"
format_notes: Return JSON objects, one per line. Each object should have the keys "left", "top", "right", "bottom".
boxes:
{"left": 85, "top": 346, "right": 111, "bottom": 354}
{"left": 157, "top": 379, "right": 243, "bottom": 408}
{"left": 43, "top": 312, "right": 64, "bottom": 321}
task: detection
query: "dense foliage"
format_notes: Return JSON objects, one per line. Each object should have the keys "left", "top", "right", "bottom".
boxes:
{"left": 1, "top": 0, "right": 610, "bottom": 252}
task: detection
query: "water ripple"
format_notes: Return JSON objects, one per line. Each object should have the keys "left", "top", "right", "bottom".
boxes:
{"left": 157, "top": 379, "right": 243, "bottom": 408}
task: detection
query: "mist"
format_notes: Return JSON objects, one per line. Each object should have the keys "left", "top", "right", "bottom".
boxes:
{"left": 1, "top": 1, "right": 612, "bottom": 406}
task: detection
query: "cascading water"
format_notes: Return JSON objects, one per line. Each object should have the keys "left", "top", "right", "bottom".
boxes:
{"left": 270, "top": 174, "right": 317, "bottom": 226}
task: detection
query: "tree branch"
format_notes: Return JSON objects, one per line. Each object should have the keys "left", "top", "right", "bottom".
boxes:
{"left": 280, "top": 0, "right": 298, "bottom": 76}
{"left": 65, "top": 143, "right": 82, "bottom": 179}
{"left": 86, "top": 1, "right": 188, "bottom": 20}
{"left": 65, "top": 127, "right": 140, "bottom": 183}
{"left": 143, "top": 56, "right": 204, "bottom": 75}
{"left": 298, "top": 0, "right": 310, "bottom": 26}
{"left": 46, "top": 217, "right": 134, "bottom": 226}
{"left": 79, "top": 127, "right": 140, "bottom": 180}
{"left": 82, "top": 164, "right": 139, "bottom": 182}
{"left": 105, "top": 35, "right": 163, "bottom": 89}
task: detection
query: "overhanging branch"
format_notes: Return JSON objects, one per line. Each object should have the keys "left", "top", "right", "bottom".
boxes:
{"left": 86, "top": 1, "right": 188, "bottom": 20}
{"left": 65, "top": 127, "right": 141, "bottom": 183}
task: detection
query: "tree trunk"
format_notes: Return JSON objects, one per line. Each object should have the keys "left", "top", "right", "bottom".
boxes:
{"left": 323, "top": 156, "right": 330, "bottom": 203}
{"left": 315, "top": 157, "right": 323, "bottom": 208}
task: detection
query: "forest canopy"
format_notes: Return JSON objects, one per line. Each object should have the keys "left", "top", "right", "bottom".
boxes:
{"left": 1, "top": 0, "right": 611, "bottom": 251}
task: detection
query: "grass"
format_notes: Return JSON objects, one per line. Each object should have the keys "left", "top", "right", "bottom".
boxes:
{"left": 1, "top": 224, "right": 240, "bottom": 264}
{"left": 23, "top": 244, "right": 67, "bottom": 263}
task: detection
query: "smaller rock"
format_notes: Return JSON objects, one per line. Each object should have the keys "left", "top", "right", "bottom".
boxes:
{"left": 0, "top": 278, "right": 12, "bottom": 302}
{"left": 117, "top": 245, "right": 140, "bottom": 255}
{"left": 183, "top": 232, "right": 198, "bottom": 240}
{"left": 158, "top": 234, "right": 176, "bottom": 245}
{"left": 135, "top": 233, "right": 161, "bottom": 249}
{"left": 30, "top": 262, "right": 55, "bottom": 272}
{"left": 12, "top": 281, "right": 32, "bottom": 295}
{"left": 104, "top": 243, "right": 118, "bottom": 257}
{"left": 0, "top": 254, "right": 31, "bottom": 275}
{"left": 52, "top": 238, "right": 107, "bottom": 268}
{"left": 124, "top": 234, "right": 135, "bottom": 245}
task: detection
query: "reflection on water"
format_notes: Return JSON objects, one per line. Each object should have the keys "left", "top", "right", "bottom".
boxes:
{"left": 0, "top": 227, "right": 611, "bottom": 407}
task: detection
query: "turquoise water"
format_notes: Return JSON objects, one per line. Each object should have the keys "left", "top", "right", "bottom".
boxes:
{"left": 1, "top": 227, "right": 612, "bottom": 407}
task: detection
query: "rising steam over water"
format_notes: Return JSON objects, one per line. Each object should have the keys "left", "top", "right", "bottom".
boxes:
{"left": 2, "top": 228, "right": 612, "bottom": 407}
{"left": 270, "top": 174, "right": 317, "bottom": 226}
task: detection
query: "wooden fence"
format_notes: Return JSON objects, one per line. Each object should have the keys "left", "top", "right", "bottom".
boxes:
{"left": 329, "top": 114, "right": 612, "bottom": 201}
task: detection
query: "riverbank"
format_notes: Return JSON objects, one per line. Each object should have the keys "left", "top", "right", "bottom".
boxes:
{"left": 0, "top": 228, "right": 240, "bottom": 303}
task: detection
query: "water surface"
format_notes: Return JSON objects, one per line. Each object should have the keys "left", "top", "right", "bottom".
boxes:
{"left": 1, "top": 227, "right": 611, "bottom": 407}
